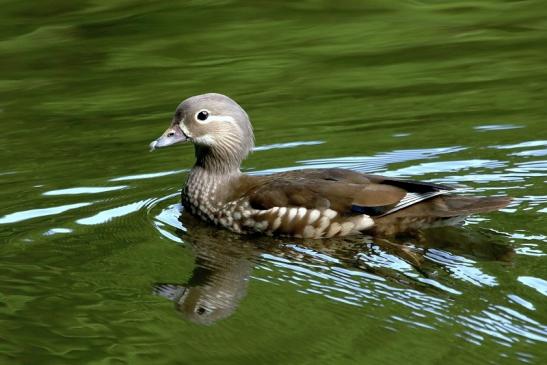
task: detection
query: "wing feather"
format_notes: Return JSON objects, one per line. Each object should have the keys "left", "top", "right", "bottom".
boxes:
{"left": 244, "top": 168, "right": 451, "bottom": 217}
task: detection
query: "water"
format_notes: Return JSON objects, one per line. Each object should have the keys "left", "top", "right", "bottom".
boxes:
{"left": 1, "top": 0, "right": 546, "bottom": 364}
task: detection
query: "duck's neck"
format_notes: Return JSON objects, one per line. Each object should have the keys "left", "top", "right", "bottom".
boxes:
{"left": 184, "top": 146, "right": 242, "bottom": 209}
{"left": 194, "top": 145, "right": 244, "bottom": 176}
{"left": 187, "top": 164, "right": 241, "bottom": 188}
{"left": 184, "top": 164, "right": 238, "bottom": 217}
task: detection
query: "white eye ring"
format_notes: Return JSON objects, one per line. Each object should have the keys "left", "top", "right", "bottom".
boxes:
{"left": 195, "top": 109, "right": 210, "bottom": 124}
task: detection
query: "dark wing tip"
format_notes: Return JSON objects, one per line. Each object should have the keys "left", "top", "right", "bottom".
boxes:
{"left": 380, "top": 177, "right": 455, "bottom": 193}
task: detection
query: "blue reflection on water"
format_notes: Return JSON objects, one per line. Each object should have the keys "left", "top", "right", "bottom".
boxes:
{"left": 76, "top": 199, "right": 153, "bottom": 225}
{"left": 43, "top": 186, "right": 127, "bottom": 195}
{"left": 518, "top": 276, "right": 547, "bottom": 296}
{"left": 0, "top": 202, "right": 92, "bottom": 224}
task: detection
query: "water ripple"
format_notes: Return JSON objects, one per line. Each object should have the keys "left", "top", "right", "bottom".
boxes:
{"left": 425, "top": 249, "right": 498, "bottom": 287}
{"left": 385, "top": 159, "right": 505, "bottom": 177}
{"left": 491, "top": 140, "right": 547, "bottom": 150}
{"left": 109, "top": 170, "right": 185, "bottom": 182}
{"left": 0, "top": 202, "right": 92, "bottom": 224}
{"left": 254, "top": 146, "right": 466, "bottom": 174}
{"left": 518, "top": 276, "right": 547, "bottom": 296}
{"left": 43, "top": 186, "right": 127, "bottom": 196}
{"left": 474, "top": 124, "right": 524, "bottom": 131}
{"left": 253, "top": 140, "right": 324, "bottom": 151}
{"left": 76, "top": 199, "right": 153, "bottom": 225}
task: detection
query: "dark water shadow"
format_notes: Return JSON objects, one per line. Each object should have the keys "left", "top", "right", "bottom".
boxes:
{"left": 153, "top": 211, "right": 514, "bottom": 325}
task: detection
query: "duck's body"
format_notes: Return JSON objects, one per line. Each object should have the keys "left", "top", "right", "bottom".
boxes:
{"left": 151, "top": 93, "right": 510, "bottom": 238}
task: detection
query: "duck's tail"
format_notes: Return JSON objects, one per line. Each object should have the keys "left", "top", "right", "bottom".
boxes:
{"left": 435, "top": 195, "right": 512, "bottom": 217}
{"left": 373, "top": 194, "right": 511, "bottom": 235}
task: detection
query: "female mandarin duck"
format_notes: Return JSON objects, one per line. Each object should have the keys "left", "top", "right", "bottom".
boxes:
{"left": 150, "top": 93, "right": 510, "bottom": 238}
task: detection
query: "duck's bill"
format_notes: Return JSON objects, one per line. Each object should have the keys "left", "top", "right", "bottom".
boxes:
{"left": 149, "top": 124, "right": 189, "bottom": 151}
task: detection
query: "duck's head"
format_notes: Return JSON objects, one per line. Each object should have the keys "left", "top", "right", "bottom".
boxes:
{"left": 150, "top": 93, "right": 254, "bottom": 172}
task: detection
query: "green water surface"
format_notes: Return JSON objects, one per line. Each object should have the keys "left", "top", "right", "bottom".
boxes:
{"left": 1, "top": 1, "right": 546, "bottom": 364}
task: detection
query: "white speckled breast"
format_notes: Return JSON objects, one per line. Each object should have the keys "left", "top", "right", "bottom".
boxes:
{"left": 183, "top": 168, "right": 222, "bottom": 222}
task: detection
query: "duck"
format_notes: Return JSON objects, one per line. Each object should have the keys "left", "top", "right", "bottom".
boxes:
{"left": 150, "top": 93, "right": 511, "bottom": 238}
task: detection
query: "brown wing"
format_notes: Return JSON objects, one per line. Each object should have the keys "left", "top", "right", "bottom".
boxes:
{"left": 243, "top": 168, "right": 449, "bottom": 217}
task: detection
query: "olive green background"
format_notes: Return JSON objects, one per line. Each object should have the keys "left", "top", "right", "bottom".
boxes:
{"left": 1, "top": 1, "right": 546, "bottom": 364}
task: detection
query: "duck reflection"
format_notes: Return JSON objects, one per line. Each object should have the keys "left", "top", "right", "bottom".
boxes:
{"left": 153, "top": 216, "right": 259, "bottom": 325}
{"left": 153, "top": 212, "right": 513, "bottom": 325}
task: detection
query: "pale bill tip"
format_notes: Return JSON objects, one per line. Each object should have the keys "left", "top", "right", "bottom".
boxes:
{"left": 149, "top": 140, "right": 158, "bottom": 151}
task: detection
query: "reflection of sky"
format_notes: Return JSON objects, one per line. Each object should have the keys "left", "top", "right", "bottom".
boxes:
{"left": 474, "top": 124, "right": 524, "bottom": 131}
{"left": 0, "top": 202, "right": 92, "bottom": 224}
{"left": 255, "top": 146, "right": 466, "bottom": 175}
{"left": 490, "top": 140, "right": 547, "bottom": 150}
{"left": 255, "top": 245, "right": 547, "bottom": 346}
{"left": 44, "top": 186, "right": 127, "bottom": 195}
{"left": 253, "top": 140, "right": 324, "bottom": 152}
{"left": 384, "top": 159, "right": 505, "bottom": 177}
{"left": 425, "top": 249, "right": 497, "bottom": 287}
{"left": 510, "top": 149, "right": 547, "bottom": 157}
{"left": 43, "top": 227, "right": 73, "bottom": 235}
{"left": 76, "top": 199, "right": 153, "bottom": 225}
{"left": 110, "top": 169, "right": 186, "bottom": 182}
{"left": 518, "top": 276, "right": 547, "bottom": 296}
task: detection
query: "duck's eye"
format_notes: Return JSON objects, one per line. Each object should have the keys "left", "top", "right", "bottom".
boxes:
{"left": 196, "top": 110, "right": 209, "bottom": 121}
